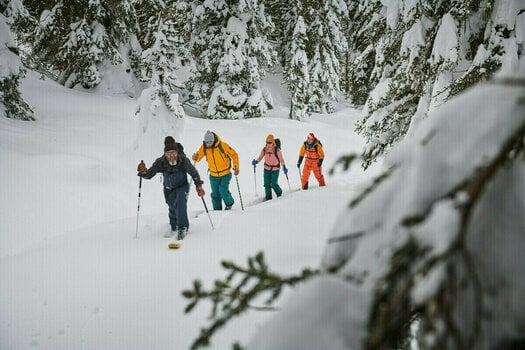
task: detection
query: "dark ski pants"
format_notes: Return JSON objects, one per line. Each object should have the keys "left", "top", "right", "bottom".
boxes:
{"left": 164, "top": 184, "right": 189, "bottom": 230}
{"left": 209, "top": 173, "right": 234, "bottom": 210}
{"left": 263, "top": 169, "right": 282, "bottom": 200}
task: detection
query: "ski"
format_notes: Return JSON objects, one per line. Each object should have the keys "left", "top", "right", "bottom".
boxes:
{"left": 168, "top": 240, "right": 182, "bottom": 249}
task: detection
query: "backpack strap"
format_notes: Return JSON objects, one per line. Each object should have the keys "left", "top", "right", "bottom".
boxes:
{"left": 274, "top": 146, "right": 280, "bottom": 167}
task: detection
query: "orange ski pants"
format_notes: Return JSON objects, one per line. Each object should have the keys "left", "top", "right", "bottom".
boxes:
{"left": 301, "top": 158, "right": 326, "bottom": 189}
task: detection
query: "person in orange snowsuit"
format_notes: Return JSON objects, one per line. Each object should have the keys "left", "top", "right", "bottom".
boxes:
{"left": 297, "top": 132, "right": 325, "bottom": 190}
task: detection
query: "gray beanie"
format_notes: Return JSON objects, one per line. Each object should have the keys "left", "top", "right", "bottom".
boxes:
{"left": 204, "top": 130, "right": 214, "bottom": 143}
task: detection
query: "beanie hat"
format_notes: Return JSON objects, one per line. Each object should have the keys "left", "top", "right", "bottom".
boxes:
{"left": 164, "top": 136, "right": 175, "bottom": 145}
{"left": 164, "top": 141, "right": 177, "bottom": 152}
{"left": 204, "top": 130, "right": 214, "bottom": 144}
{"left": 308, "top": 132, "right": 315, "bottom": 140}
{"left": 266, "top": 134, "right": 275, "bottom": 144}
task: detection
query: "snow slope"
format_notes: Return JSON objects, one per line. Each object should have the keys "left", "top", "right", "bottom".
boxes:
{"left": 0, "top": 72, "right": 374, "bottom": 349}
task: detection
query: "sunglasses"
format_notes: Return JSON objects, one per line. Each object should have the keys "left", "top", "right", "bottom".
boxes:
{"left": 165, "top": 150, "right": 178, "bottom": 156}
{"left": 205, "top": 140, "right": 213, "bottom": 145}
{"left": 266, "top": 141, "right": 273, "bottom": 144}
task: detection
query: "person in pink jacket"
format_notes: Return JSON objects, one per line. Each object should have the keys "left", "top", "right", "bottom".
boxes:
{"left": 252, "top": 134, "right": 288, "bottom": 200}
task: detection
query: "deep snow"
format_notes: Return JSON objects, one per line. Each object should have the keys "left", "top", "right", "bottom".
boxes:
{"left": 0, "top": 71, "right": 375, "bottom": 349}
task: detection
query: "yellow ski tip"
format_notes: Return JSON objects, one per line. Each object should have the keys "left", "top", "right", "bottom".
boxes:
{"left": 168, "top": 242, "right": 182, "bottom": 249}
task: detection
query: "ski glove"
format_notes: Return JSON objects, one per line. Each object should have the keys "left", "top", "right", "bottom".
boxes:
{"left": 196, "top": 185, "right": 205, "bottom": 197}
{"left": 283, "top": 167, "right": 288, "bottom": 175}
{"left": 233, "top": 167, "right": 240, "bottom": 176}
{"left": 317, "top": 159, "right": 323, "bottom": 167}
{"left": 297, "top": 156, "right": 304, "bottom": 168}
{"left": 252, "top": 159, "right": 257, "bottom": 166}
{"left": 191, "top": 153, "right": 198, "bottom": 161}
{"left": 137, "top": 161, "right": 147, "bottom": 175}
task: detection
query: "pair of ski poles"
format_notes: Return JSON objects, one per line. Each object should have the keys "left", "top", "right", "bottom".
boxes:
{"left": 253, "top": 164, "right": 292, "bottom": 194}
{"left": 134, "top": 162, "right": 214, "bottom": 238}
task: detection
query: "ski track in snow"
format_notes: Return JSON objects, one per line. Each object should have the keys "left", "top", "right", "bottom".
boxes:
{"left": 0, "top": 73, "right": 375, "bottom": 349}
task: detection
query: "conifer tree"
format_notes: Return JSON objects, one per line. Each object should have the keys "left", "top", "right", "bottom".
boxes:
{"left": 284, "top": 15, "right": 309, "bottom": 120}
{"left": 0, "top": 3, "right": 34, "bottom": 121}
{"left": 343, "top": 0, "right": 383, "bottom": 105}
{"left": 307, "top": 0, "right": 347, "bottom": 113}
{"left": 14, "top": 0, "right": 140, "bottom": 89}
{"left": 135, "top": 0, "right": 191, "bottom": 70}
{"left": 353, "top": 0, "right": 523, "bottom": 168}
{"left": 141, "top": 17, "right": 185, "bottom": 117}
{"left": 263, "top": 0, "right": 295, "bottom": 68}
{"left": 189, "top": 0, "right": 276, "bottom": 119}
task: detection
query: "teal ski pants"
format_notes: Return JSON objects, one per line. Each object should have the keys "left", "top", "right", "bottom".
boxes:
{"left": 209, "top": 173, "right": 234, "bottom": 210}
{"left": 264, "top": 169, "right": 282, "bottom": 200}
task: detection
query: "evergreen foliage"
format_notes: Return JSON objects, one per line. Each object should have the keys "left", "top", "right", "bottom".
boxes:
{"left": 306, "top": 0, "right": 347, "bottom": 113}
{"left": 182, "top": 251, "right": 319, "bottom": 349}
{"left": 140, "top": 16, "right": 185, "bottom": 116}
{"left": 352, "top": 0, "right": 523, "bottom": 168}
{"left": 366, "top": 107, "right": 525, "bottom": 349}
{"left": 284, "top": 15, "right": 309, "bottom": 120}
{"left": 188, "top": 0, "right": 276, "bottom": 119}
{"left": 134, "top": 0, "right": 191, "bottom": 73}
{"left": 13, "top": 0, "right": 140, "bottom": 89}
{"left": 0, "top": 6, "right": 34, "bottom": 121}
{"left": 343, "top": 0, "right": 385, "bottom": 105}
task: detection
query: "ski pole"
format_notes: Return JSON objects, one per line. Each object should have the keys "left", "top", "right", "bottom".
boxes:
{"left": 135, "top": 164, "right": 143, "bottom": 239}
{"left": 253, "top": 164, "right": 257, "bottom": 196}
{"left": 298, "top": 166, "right": 302, "bottom": 190}
{"left": 285, "top": 172, "right": 292, "bottom": 192}
{"left": 201, "top": 196, "right": 215, "bottom": 230}
{"left": 234, "top": 173, "right": 244, "bottom": 210}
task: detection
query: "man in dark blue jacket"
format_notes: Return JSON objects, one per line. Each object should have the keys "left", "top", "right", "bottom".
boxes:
{"left": 137, "top": 139, "right": 205, "bottom": 240}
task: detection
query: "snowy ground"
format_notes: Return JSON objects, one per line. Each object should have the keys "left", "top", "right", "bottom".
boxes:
{"left": 0, "top": 72, "right": 376, "bottom": 349}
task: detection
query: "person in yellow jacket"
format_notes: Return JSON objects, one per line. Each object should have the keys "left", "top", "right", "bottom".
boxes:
{"left": 192, "top": 130, "right": 240, "bottom": 210}
{"left": 297, "top": 132, "right": 326, "bottom": 190}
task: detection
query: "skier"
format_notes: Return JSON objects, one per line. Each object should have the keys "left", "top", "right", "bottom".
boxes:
{"left": 297, "top": 132, "right": 325, "bottom": 190}
{"left": 192, "top": 130, "right": 239, "bottom": 210}
{"left": 137, "top": 139, "right": 205, "bottom": 239}
{"left": 252, "top": 134, "right": 288, "bottom": 200}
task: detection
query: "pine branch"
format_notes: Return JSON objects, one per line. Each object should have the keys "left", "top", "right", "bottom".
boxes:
{"left": 182, "top": 251, "right": 319, "bottom": 349}
{"left": 366, "top": 119, "right": 525, "bottom": 349}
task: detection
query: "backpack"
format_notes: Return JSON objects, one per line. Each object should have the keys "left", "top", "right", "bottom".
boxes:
{"left": 304, "top": 138, "right": 321, "bottom": 153}
{"left": 275, "top": 138, "right": 281, "bottom": 150}
{"left": 261, "top": 138, "right": 282, "bottom": 167}
{"left": 203, "top": 140, "right": 232, "bottom": 168}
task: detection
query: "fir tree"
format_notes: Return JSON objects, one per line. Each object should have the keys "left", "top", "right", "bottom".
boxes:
{"left": 135, "top": 0, "right": 191, "bottom": 71}
{"left": 0, "top": 5, "right": 34, "bottom": 121}
{"left": 343, "top": 0, "right": 383, "bottom": 105}
{"left": 14, "top": 0, "right": 140, "bottom": 89}
{"left": 284, "top": 15, "right": 309, "bottom": 120}
{"left": 189, "top": 0, "right": 276, "bottom": 119}
{"left": 263, "top": 0, "right": 295, "bottom": 68}
{"left": 354, "top": 0, "right": 523, "bottom": 168}
{"left": 307, "top": 0, "right": 347, "bottom": 113}
{"left": 141, "top": 17, "right": 185, "bottom": 117}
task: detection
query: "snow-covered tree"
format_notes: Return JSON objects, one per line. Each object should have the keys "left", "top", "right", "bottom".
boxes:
{"left": 0, "top": 4, "right": 33, "bottom": 121}
{"left": 141, "top": 17, "right": 185, "bottom": 110}
{"left": 354, "top": 0, "right": 524, "bottom": 168}
{"left": 14, "top": 0, "right": 140, "bottom": 90}
{"left": 189, "top": 0, "right": 276, "bottom": 119}
{"left": 263, "top": 0, "right": 296, "bottom": 68}
{"left": 134, "top": 15, "right": 186, "bottom": 155}
{"left": 135, "top": 0, "right": 191, "bottom": 71}
{"left": 307, "top": 0, "right": 347, "bottom": 113}
{"left": 284, "top": 15, "right": 309, "bottom": 120}
{"left": 248, "top": 58, "right": 525, "bottom": 350}
{"left": 342, "top": 0, "right": 383, "bottom": 105}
